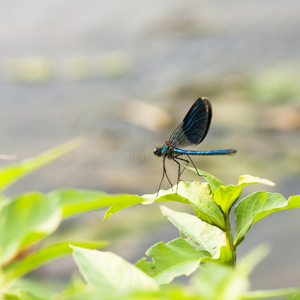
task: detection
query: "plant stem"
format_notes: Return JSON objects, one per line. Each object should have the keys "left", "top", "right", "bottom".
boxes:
{"left": 224, "top": 214, "right": 236, "bottom": 267}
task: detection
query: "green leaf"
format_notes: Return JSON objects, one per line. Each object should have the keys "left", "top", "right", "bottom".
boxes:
{"left": 237, "top": 174, "right": 275, "bottom": 187}
{"left": 186, "top": 167, "right": 224, "bottom": 191}
{"left": 191, "top": 246, "right": 269, "bottom": 300}
{"left": 214, "top": 185, "right": 242, "bottom": 215}
{"left": 191, "top": 263, "right": 249, "bottom": 300}
{"left": 92, "top": 180, "right": 226, "bottom": 230}
{"left": 5, "top": 240, "right": 108, "bottom": 281}
{"left": 48, "top": 189, "right": 143, "bottom": 220}
{"left": 160, "top": 205, "right": 226, "bottom": 256}
{"left": 201, "top": 246, "right": 233, "bottom": 265}
{"left": 136, "top": 237, "right": 211, "bottom": 285}
{"left": 149, "top": 181, "right": 225, "bottom": 230}
{"left": 0, "top": 138, "right": 82, "bottom": 193}
{"left": 214, "top": 175, "right": 275, "bottom": 215}
{"left": 0, "top": 290, "right": 45, "bottom": 300}
{"left": 234, "top": 193, "right": 300, "bottom": 247}
{"left": 71, "top": 246, "right": 159, "bottom": 291}
{"left": 104, "top": 195, "right": 146, "bottom": 220}
{"left": 176, "top": 181, "right": 225, "bottom": 230}
{"left": 0, "top": 193, "right": 61, "bottom": 266}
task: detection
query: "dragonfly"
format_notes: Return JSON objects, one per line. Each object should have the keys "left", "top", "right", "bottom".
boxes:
{"left": 154, "top": 97, "right": 236, "bottom": 193}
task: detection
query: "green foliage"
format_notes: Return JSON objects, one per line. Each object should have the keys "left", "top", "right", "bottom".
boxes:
{"left": 0, "top": 138, "right": 82, "bottom": 192}
{"left": 71, "top": 246, "right": 159, "bottom": 291}
{"left": 0, "top": 142, "right": 299, "bottom": 299}
{"left": 234, "top": 193, "right": 300, "bottom": 247}
{"left": 136, "top": 238, "right": 210, "bottom": 285}
{"left": 0, "top": 141, "right": 108, "bottom": 299}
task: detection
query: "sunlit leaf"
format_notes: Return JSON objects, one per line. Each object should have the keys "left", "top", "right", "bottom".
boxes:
{"left": 214, "top": 185, "right": 242, "bottom": 215}
{"left": 71, "top": 246, "right": 158, "bottom": 291}
{"left": 176, "top": 182, "right": 225, "bottom": 230}
{"left": 48, "top": 189, "right": 143, "bottom": 220}
{"left": 0, "top": 193, "right": 61, "bottom": 266}
{"left": 0, "top": 138, "right": 82, "bottom": 193}
{"left": 100, "top": 181, "right": 225, "bottom": 230}
{"left": 213, "top": 174, "right": 275, "bottom": 215}
{"left": 201, "top": 246, "right": 233, "bottom": 265}
{"left": 160, "top": 205, "right": 226, "bottom": 256}
{"left": 238, "top": 175, "right": 275, "bottom": 187}
{"left": 186, "top": 167, "right": 224, "bottom": 191}
{"left": 136, "top": 237, "right": 211, "bottom": 285}
{"left": 5, "top": 240, "right": 108, "bottom": 281}
{"left": 234, "top": 193, "right": 300, "bottom": 247}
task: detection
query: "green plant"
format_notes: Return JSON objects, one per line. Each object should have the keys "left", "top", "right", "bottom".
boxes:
{"left": 0, "top": 142, "right": 299, "bottom": 299}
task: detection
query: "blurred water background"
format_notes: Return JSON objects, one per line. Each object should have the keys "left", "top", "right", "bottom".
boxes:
{"left": 0, "top": 0, "right": 299, "bottom": 291}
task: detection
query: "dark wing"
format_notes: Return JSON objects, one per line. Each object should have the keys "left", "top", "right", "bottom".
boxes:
{"left": 169, "top": 97, "right": 212, "bottom": 148}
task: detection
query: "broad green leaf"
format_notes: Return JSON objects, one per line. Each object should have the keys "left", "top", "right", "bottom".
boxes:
{"left": 160, "top": 205, "right": 226, "bottom": 256}
{"left": 186, "top": 167, "right": 224, "bottom": 191}
{"left": 136, "top": 237, "right": 211, "bottom": 285}
{"left": 104, "top": 195, "right": 146, "bottom": 220}
{"left": 148, "top": 181, "right": 225, "bottom": 230}
{"left": 94, "top": 180, "right": 226, "bottom": 230}
{"left": 142, "top": 186, "right": 190, "bottom": 205}
{"left": 71, "top": 246, "right": 158, "bottom": 291}
{"left": 0, "top": 138, "right": 82, "bottom": 192}
{"left": 177, "top": 182, "right": 225, "bottom": 230}
{"left": 48, "top": 189, "right": 143, "bottom": 220}
{"left": 5, "top": 240, "right": 108, "bottom": 281}
{"left": 234, "top": 193, "right": 300, "bottom": 247}
{"left": 0, "top": 193, "right": 61, "bottom": 266}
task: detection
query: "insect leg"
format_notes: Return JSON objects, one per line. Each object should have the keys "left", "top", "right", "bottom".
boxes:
{"left": 164, "top": 159, "right": 173, "bottom": 188}
{"left": 156, "top": 157, "right": 166, "bottom": 198}
{"left": 171, "top": 157, "right": 181, "bottom": 193}
{"left": 176, "top": 156, "right": 190, "bottom": 176}
{"left": 186, "top": 153, "right": 202, "bottom": 177}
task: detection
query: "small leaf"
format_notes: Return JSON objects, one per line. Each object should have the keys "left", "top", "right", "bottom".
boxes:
{"left": 214, "top": 185, "right": 242, "bottom": 215}
{"left": 5, "top": 240, "right": 108, "bottom": 281}
{"left": 186, "top": 167, "right": 224, "bottom": 191}
{"left": 234, "top": 193, "right": 300, "bottom": 247}
{"left": 201, "top": 246, "right": 233, "bottom": 265}
{"left": 238, "top": 174, "right": 275, "bottom": 187}
{"left": 160, "top": 205, "right": 226, "bottom": 256}
{"left": 136, "top": 237, "right": 211, "bottom": 285}
{"left": 214, "top": 175, "right": 275, "bottom": 215}
{"left": 0, "top": 193, "right": 61, "bottom": 266}
{"left": 71, "top": 246, "right": 158, "bottom": 291}
{"left": 0, "top": 138, "right": 82, "bottom": 192}
{"left": 104, "top": 195, "right": 146, "bottom": 220}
